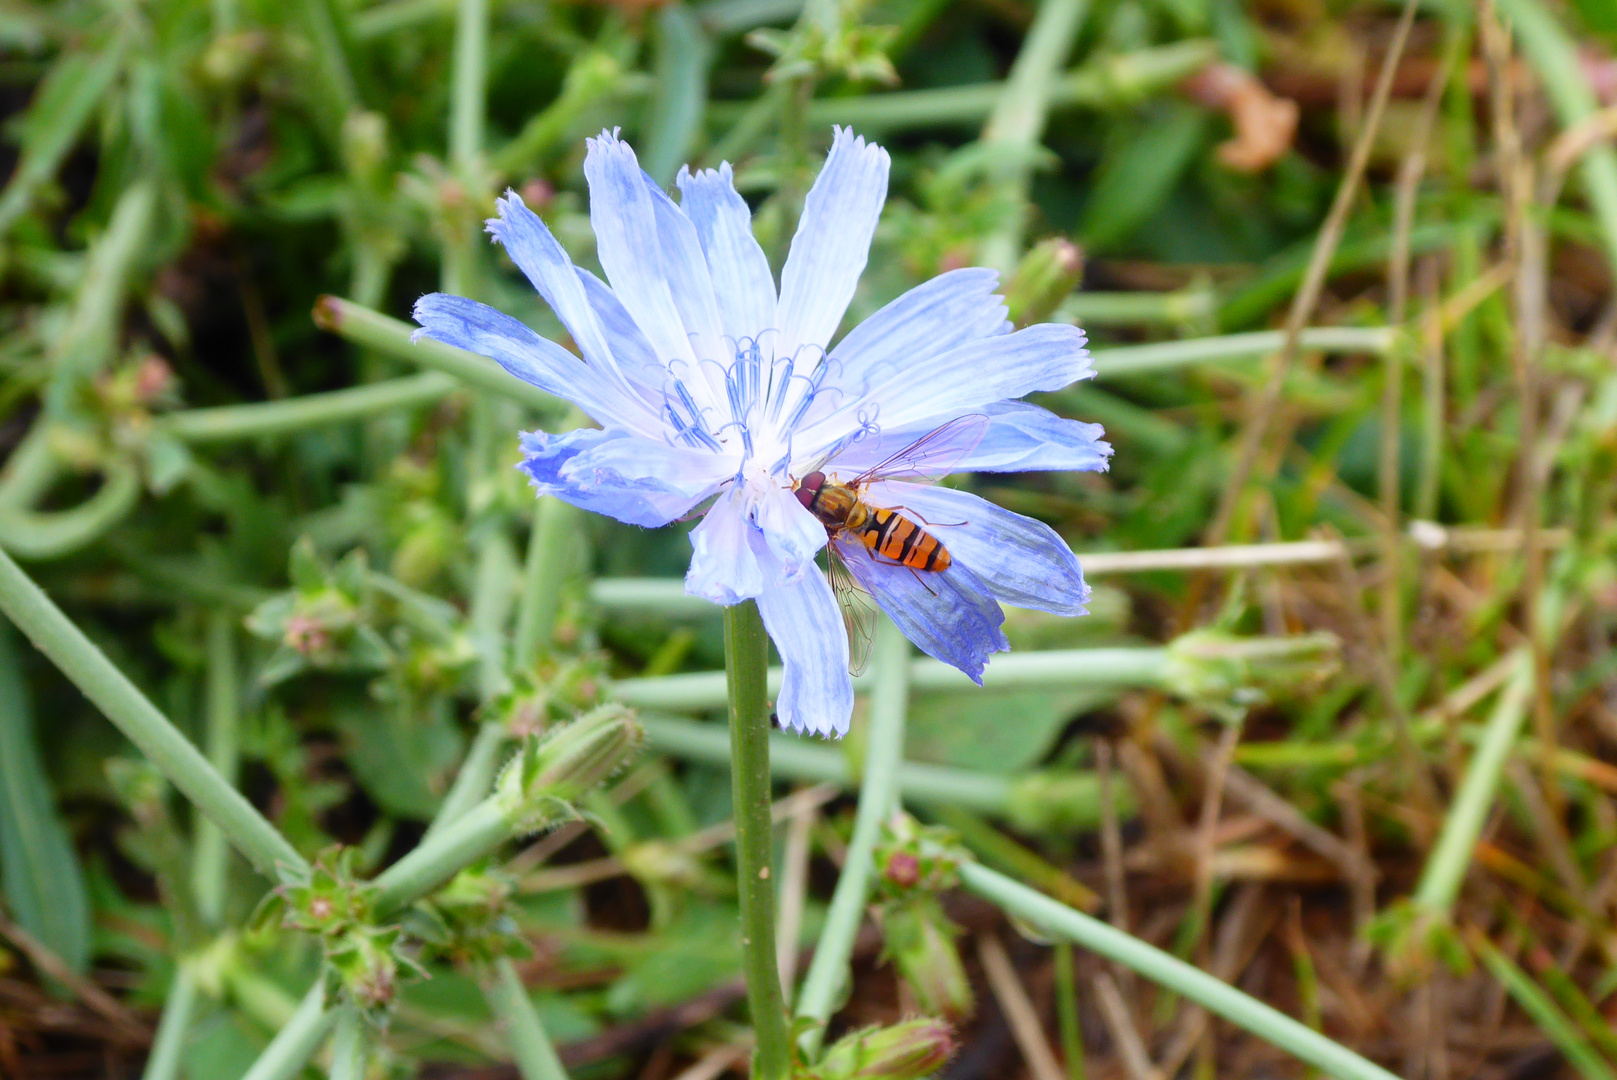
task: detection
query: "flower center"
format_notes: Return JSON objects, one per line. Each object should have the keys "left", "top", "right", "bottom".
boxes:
{"left": 659, "top": 335, "right": 842, "bottom": 477}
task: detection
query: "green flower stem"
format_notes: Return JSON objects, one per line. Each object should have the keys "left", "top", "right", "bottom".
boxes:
{"left": 1092, "top": 327, "right": 1397, "bottom": 379}
{"left": 45, "top": 178, "right": 157, "bottom": 417}
{"left": 486, "top": 957, "right": 570, "bottom": 1080}
{"left": 723, "top": 601, "right": 791, "bottom": 1079}
{"left": 641, "top": 3, "right": 712, "bottom": 185}
{"left": 642, "top": 714, "right": 1121, "bottom": 829}
{"left": 0, "top": 39, "right": 129, "bottom": 237}
{"left": 1412, "top": 654, "right": 1534, "bottom": 916}
{"left": 429, "top": 724, "right": 511, "bottom": 839}
{"left": 139, "top": 964, "right": 199, "bottom": 1080}
{"left": 708, "top": 41, "right": 1216, "bottom": 132}
{"left": 371, "top": 795, "right": 511, "bottom": 918}
{"left": 614, "top": 647, "right": 1170, "bottom": 710}
{"left": 514, "top": 494, "right": 585, "bottom": 665}
{"left": 0, "top": 547, "right": 306, "bottom": 879}
{"left": 313, "top": 297, "right": 564, "bottom": 416}
{"left": 794, "top": 620, "right": 910, "bottom": 1055}
{"left": 1493, "top": 0, "right": 1617, "bottom": 272}
{"left": 977, "top": 0, "right": 1090, "bottom": 270}
{"left": 443, "top": 0, "right": 488, "bottom": 297}
{"left": 159, "top": 373, "right": 458, "bottom": 443}
{"left": 352, "top": 0, "right": 456, "bottom": 39}
{"left": 0, "top": 457, "right": 142, "bottom": 559}
{"left": 193, "top": 612, "right": 241, "bottom": 926}
{"left": 1469, "top": 933, "right": 1617, "bottom": 1080}
{"left": 493, "top": 53, "right": 638, "bottom": 177}
{"left": 435, "top": 460, "right": 589, "bottom": 835}
{"left": 1057, "top": 287, "right": 1216, "bottom": 329}
{"left": 1053, "top": 943, "right": 1086, "bottom": 1080}
{"left": 328, "top": 1007, "right": 368, "bottom": 1080}
{"left": 241, "top": 985, "right": 339, "bottom": 1080}
{"left": 450, "top": 0, "right": 487, "bottom": 175}
{"left": 958, "top": 862, "right": 1402, "bottom": 1080}
{"left": 295, "top": 0, "right": 361, "bottom": 141}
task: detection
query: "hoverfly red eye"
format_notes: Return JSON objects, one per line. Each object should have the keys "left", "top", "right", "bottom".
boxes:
{"left": 795, "top": 471, "right": 825, "bottom": 510}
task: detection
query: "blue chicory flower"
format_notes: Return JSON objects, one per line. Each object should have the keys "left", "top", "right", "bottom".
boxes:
{"left": 413, "top": 128, "right": 1111, "bottom": 737}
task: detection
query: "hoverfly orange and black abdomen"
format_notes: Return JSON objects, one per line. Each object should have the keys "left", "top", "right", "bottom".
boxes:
{"left": 793, "top": 470, "right": 952, "bottom": 573}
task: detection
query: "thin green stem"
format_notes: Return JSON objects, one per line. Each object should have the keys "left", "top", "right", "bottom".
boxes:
{"left": 978, "top": 0, "right": 1090, "bottom": 270}
{"left": 613, "top": 646, "right": 1171, "bottom": 709}
{"left": 1493, "top": 0, "right": 1617, "bottom": 273}
{"left": 960, "top": 862, "right": 1403, "bottom": 1080}
{"left": 295, "top": 0, "right": 361, "bottom": 141}
{"left": 241, "top": 985, "right": 339, "bottom": 1080}
{"left": 139, "top": 964, "right": 199, "bottom": 1080}
{"left": 706, "top": 41, "right": 1216, "bottom": 133}
{"left": 1470, "top": 934, "right": 1617, "bottom": 1080}
{"left": 0, "top": 458, "right": 142, "bottom": 560}
{"left": 160, "top": 373, "right": 457, "bottom": 443}
{"left": 1412, "top": 654, "right": 1534, "bottom": 915}
{"left": 0, "top": 41, "right": 129, "bottom": 238}
{"left": 641, "top": 3, "right": 712, "bottom": 184}
{"left": 0, "top": 547, "right": 306, "bottom": 879}
{"left": 328, "top": 1007, "right": 368, "bottom": 1080}
{"left": 1092, "top": 327, "right": 1398, "bottom": 379}
{"left": 45, "top": 179, "right": 157, "bottom": 417}
{"left": 372, "top": 795, "right": 510, "bottom": 918}
{"left": 795, "top": 621, "right": 909, "bottom": 1055}
{"left": 723, "top": 601, "right": 790, "bottom": 1080}
{"left": 192, "top": 612, "right": 241, "bottom": 926}
{"left": 487, "top": 957, "right": 571, "bottom": 1080}
{"left": 428, "top": 723, "right": 510, "bottom": 838}
{"left": 514, "top": 496, "right": 583, "bottom": 665}
{"left": 450, "top": 0, "right": 487, "bottom": 176}
{"left": 1053, "top": 943, "right": 1086, "bottom": 1080}
{"left": 444, "top": 0, "right": 488, "bottom": 297}
{"left": 1057, "top": 287, "right": 1215, "bottom": 328}
{"left": 314, "top": 297, "right": 563, "bottom": 415}
{"left": 641, "top": 714, "right": 1123, "bottom": 829}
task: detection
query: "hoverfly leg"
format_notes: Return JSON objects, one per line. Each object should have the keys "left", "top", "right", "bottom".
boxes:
{"left": 906, "top": 564, "right": 939, "bottom": 597}
{"left": 884, "top": 503, "right": 968, "bottom": 529}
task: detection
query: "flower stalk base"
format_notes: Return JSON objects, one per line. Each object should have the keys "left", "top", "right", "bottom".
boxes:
{"left": 724, "top": 600, "right": 791, "bottom": 1080}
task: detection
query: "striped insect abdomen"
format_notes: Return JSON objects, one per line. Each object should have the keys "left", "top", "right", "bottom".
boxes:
{"left": 859, "top": 506, "right": 952, "bottom": 572}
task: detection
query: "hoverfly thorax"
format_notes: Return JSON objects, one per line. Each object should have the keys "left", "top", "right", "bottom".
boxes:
{"left": 795, "top": 470, "right": 864, "bottom": 532}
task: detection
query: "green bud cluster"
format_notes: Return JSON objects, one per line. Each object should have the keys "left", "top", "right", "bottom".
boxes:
{"left": 1160, "top": 628, "right": 1340, "bottom": 722}
{"left": 269, "top": 848, "right": 425, "bottom": 1024}
{"left": 748, "top": 0, "right": 898, "bottom": 86}
{"left": 870, "top": 815, "right": 974, "bottom": 1021}
{"left": 408, "top": 865, "right": 529, "bottom": 966}
{"left": 246, "top": 538, "right": 390, "bottom": 683}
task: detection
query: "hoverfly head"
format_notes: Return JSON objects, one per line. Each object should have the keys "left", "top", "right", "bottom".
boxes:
{"left": 794, "top": 471, "right": 826, "bottom": 510}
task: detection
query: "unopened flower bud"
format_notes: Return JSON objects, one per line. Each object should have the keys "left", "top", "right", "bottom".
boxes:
{"left": 1003, "top": 237, "right": 1083, "bottom": 327}
{"left": 878, "top": 896, "right": 974, "bottom": 1022}
{"left": 883, "top": 851, "right": 921, "bottom": 889}
{"left": 499, "top": 705, "right": 643, "bottom": 828}
{"left": 815, "top": 1017, "right": 958, "bottom": 1080}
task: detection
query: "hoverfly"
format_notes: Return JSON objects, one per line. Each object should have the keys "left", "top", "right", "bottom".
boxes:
{"left": 792, "top": 414, "right": 987, "bottom": 674}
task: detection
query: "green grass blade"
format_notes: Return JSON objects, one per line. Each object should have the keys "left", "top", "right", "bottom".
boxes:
{"left": 0, "top": 621, "right": 91, "bottom": 977}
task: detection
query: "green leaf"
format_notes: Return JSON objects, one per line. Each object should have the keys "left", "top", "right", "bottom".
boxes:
{"left": 0, "top": 621, "right": 91, "bottom": 977}
{"left": 336, "top": 699, "right": 464, "bottom": 820}
{"left": 1077, "top": 105, "right": 1210, "bottom": 253}
{"left": 906, "top": 687, "right": 1111, "bottom": 773}
{"left": 0, "top": 42, "right": 126, "bottom": 236}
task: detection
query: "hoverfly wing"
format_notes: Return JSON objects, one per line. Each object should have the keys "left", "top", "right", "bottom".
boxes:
{"left": 827, "top": 544, "right": 878, "bottom": 677}
{"left": 848, "top": 413, "right": 989, "bottom": 487}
